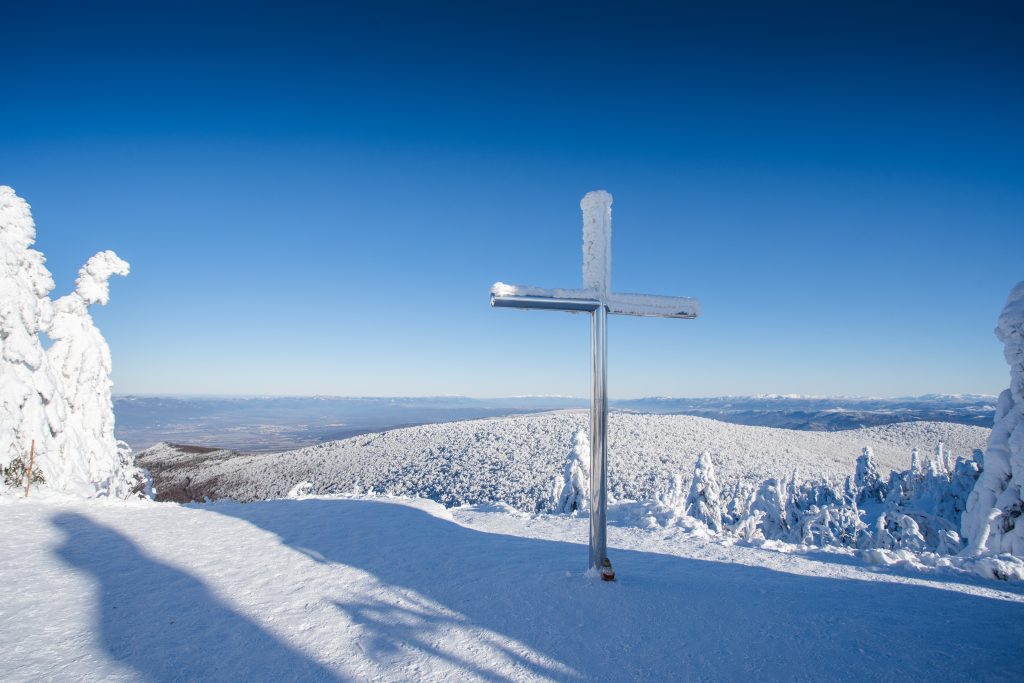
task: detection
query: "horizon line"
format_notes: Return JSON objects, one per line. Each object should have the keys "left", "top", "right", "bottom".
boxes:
{"left": 112, "top": 392, "right": 999, "bottom": 401}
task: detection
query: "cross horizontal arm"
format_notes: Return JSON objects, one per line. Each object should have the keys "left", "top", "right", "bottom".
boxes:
{"left": 604, "top": 292, "right": 699, "bottom": 319}
{"left": 491, "top": 293, "right": 601, "bottom": 312}
{"left": 490, "top": 282, "right": 699, "bottom": 319}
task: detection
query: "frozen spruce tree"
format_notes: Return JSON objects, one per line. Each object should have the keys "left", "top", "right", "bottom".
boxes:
{"left": 962, "top": 281, "right": 1024, "bottom": 557}
{"left": 0, "top": 186, "right": 69, "bottom": 488}
{"left": 47, "top": 250, "right": 135, "bottom": 497}
{"left": 855, "top": 447, "right": 885, "bottom": 505}
{"left": 555, "top": 430, "right": 590, "bottom": 514}
{"left": 935, "top": 441, "right": 949, "bottom": 475}
{"left": 686, "top": 451, "right": 723, "bottom": 531}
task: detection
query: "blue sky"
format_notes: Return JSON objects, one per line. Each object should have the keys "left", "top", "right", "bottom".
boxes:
{"left": 3, "top": 1, "right": 1021, "bottom": 398}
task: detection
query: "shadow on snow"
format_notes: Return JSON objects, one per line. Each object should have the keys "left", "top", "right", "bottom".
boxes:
{"left": 52, "top": 512, "right": 345, "bottom": 682}
{"left": 206, "top": 498, "right": 1024, "bottom": 682}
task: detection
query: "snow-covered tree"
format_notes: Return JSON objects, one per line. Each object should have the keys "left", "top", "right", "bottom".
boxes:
{"left": 555, "top": 430, "right": 590, "bottom": 514}
{"left": 935, "top": 441, "right": 949, "bottom": 475}
{"left": 723, "top": 480, "right": 754, "bottom": 528}
{"left": 962, "top": 281, "right": 1024, "bottom": 557}
{"left": 685, "top": 451, "right": 723, "bottom": 531}
{"left": 657, "top": 473, "right": 687, "bottom": 515}
{"left": 750, "top": 477, "right": 789, "bottom": 539}
{"left": 47, "top": 250, "right": 136, "bottom": 497}
{"left": 0, "top": 186, "right": 69, "bottom": 488}
{"left": 855, "top": 447, "right": 884, "bottom": 505}
{"left": 1, "top": 187, "right": 138, "bottom": 497}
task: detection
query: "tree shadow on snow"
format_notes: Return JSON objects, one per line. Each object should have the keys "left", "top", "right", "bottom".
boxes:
{"left": 52, "top": 512, "right": 345, "bottom": 682}
{"left": 207, "top": 498, "right": 1024, "bottom": 682}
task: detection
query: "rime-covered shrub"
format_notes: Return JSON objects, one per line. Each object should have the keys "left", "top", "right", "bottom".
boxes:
{"left": 2, "top": 455, "right": 45, "bottom": 489}
{"left": 712, "top": 441, "right": 981, "bottom": 554}
{"left": 750, "top": 477, "right": 791, "bottom": 540}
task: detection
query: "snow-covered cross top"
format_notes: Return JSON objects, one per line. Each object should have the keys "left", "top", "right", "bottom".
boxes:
{"left": 490, "top": 190, "right": 699, "bottom": 580}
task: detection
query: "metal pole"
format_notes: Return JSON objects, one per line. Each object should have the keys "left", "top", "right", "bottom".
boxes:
{"left": 589, "top": 304, "right": 611, "bottom": 578}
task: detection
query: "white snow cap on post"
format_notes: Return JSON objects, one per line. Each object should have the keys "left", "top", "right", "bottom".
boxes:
{"left": 581, "top": 190, "right": 612, "bottom": 295}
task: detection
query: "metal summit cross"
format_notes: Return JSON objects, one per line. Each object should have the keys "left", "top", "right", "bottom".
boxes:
{"left": 490, "top": 190, "right": 699, "bottom": 581}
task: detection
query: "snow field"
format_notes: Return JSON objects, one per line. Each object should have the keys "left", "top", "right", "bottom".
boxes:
{"left": 2, "top": 493, "right": 1022, "bottom": 682}
{"left": 139, "top": 411, "right": 989, "bottom": 509}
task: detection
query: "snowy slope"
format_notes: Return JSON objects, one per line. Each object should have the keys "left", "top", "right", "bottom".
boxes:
{"left": 2, "top": 493, "right": 1021, "bottom": 682}
{"left": 138, "top": 411, "right": 989, "bottom": 508}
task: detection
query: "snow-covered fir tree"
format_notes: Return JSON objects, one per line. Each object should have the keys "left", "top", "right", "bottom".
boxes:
{"left": 48, "top": 250, "right": 138, "bottom": 497}
{"left": 0, "top": 186, "right": 70, "bottom": 488}
{"left": 935, "top": 441, "right": 948, "bottom": 475}
{"left": 685, "top": 451, "right": 723, "bottom": 531}
{"left": 1, "top": 187, "right": 138, "bottom": 497}
{"left": 555, "top": 430, "right": 590, "bottom": 514}
{"left": 855, "top": 446, "right": 884, "bottom": 505}
{"left": 962, "top": 281, "right": 1024, "bottom": 557}
{"left": 750, "top": 477, "right": 790, "bottom": 540}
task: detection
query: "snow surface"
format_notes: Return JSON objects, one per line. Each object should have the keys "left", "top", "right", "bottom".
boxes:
{"left": 2, "top": 493, "right": 1022, "bottom": 682}
{"left": 137, "top": 411, "right": 989, "bottom": 508}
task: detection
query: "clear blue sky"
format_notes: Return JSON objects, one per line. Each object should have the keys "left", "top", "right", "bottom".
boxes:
{"left": 3, "top": 1, "right": 1021, "bottom": 398}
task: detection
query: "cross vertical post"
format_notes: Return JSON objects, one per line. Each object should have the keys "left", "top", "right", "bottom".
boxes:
{"left": 590, "top": 301, "right": 608, "bottom": 573}
{"left": 490, "top": 190, "right": 699, "bottom": 580}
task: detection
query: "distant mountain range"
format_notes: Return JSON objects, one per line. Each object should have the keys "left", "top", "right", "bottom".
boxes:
{"left": 114, "top": 394, "right": 996, "bottom": 453}
{"left": 613, "top": 394, "right": 997, "bottom": 431}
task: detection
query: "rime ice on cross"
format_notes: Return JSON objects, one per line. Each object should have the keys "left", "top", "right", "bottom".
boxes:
{"left": 490, "top": 190, "right": 699, "bottom": 580}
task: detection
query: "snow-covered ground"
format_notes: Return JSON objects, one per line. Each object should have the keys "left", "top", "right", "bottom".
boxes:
{"left": 137, "top": 411, "right": 989, "bottom": 507}
{"left": 2, "top": 493, "right": 1022, "bottom": 682}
